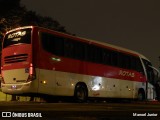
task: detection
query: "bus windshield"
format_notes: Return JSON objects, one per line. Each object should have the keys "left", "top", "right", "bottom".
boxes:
{"left": 3, "top": 28, "right": 31, "bottom": 48}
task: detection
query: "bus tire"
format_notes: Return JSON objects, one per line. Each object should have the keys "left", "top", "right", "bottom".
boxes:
{"left": 74, "top": 84, "right": 88, "bottom": 103}
{"left": 138, "top": 89, "right": 145, "bottom": 101}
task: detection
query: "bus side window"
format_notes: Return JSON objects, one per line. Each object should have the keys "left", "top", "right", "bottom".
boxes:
{"left": 74, "top": 41, "right": 85, "bottom": 60}
{"left": 110, "top": 51, "right": 118, "bottom": 67}
{"left": 102, "top": 49, "right": 112, "bottom": 65}
{"left": 135, "top": 57, "right": 144, "bottom": 74}
{"left": 52, "top": 36, "right": 64, "bottom": 56}
{"left": 64, "top": 38, "right": 75, "bottom": 58}
{"left": 94, "top": 46, "right": 103, "bottom": 64}
{"left": 41, "top": 32, "right": 65, "bottom": 56}
{"left": 125, "top": 55, "right": 131, "bottom": 69}
{"left": 86, "top": 44, "right": 94, "bottom": 62}
{"left": 118, "top": 53, "right": 124, "bottom": 68}
{"left": 41, "top": 32, "right": 52, "bottom": 53}
{"left": 118, "top": 53, "right": 128, "bottom": 69}
{"left": 91, "top": 45, "right": 103, "bottom": 63}
{"left": 130, "top": 56, "right": 136, "bottom": 70}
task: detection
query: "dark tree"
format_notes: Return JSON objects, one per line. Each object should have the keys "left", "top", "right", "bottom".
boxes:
{"left": 0, "top": 0, "right": 67, "bottom": 40}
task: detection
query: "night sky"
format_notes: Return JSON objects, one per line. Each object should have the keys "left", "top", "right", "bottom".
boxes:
{"left": 21, "top": 0, "right": 160, "bottom": 68}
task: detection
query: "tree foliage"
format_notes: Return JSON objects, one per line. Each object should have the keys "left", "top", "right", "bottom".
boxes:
{"left": 0, "top": 0, "right": 67, "bottom": 40}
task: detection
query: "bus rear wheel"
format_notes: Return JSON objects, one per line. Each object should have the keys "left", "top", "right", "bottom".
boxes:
{"left": 74, "top": 84, "right": 88, "bottom": 102}
{"left": 138, "top": 90, "right": 145, "bottom": 101}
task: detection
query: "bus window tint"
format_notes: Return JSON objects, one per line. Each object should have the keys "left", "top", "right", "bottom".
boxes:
{"left": 3, "top": 28, "right": 31, "bottom": 48}
{"left": 102, "top": 49, "right": 111, "bottom": 65}
{"left": 110, "top": 51, "right": 118, "bottom": 66}
{"left": 64, "top": 39, "right": 74, "bottom": 57}
{"left": 135, "top": 57, "right": 144, "bottom": 74}
{"left": 40, "top": 31, "right": 144, "bottom": 74}
{"left": 40, "top": 32, "right": 64, "bottom": 56}
{"left": 85, "top": 44, "right": 103, "bottom": 63}
{"left": 53, "top": 37, "right": 64, "bottom": 56}
{"left": 73, "top": 41, "right": 85, "bottom": 60}
{"left": 41, "top": 32, "right": 86, "bottom": 60}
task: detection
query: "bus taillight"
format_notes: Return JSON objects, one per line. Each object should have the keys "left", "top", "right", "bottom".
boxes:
{"left": 29, "top": 63, "right": 33, "bottom": 75}
{"left": 27, "top": 63, "right": 36, "bottom": 82}
{"left": 1, "top": 67, "right": 5, "bottom": 84}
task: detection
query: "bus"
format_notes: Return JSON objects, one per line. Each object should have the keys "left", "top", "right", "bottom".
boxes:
{"left": 1, "top": 26, "right": 160, "bottom": 102}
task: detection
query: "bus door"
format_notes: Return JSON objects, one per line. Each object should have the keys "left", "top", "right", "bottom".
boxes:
{"left": 148, "top": 65, "right": 160, "bottom": 100}
{"left": 142, "top": 59, "right": 159, "bottom": 100}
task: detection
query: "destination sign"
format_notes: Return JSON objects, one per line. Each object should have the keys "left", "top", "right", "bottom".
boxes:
{"left": 7, "top": 31, "right": 26, "bottom": 39}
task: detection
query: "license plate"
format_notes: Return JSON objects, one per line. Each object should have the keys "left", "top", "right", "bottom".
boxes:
{"left": 11, "top": 85, "right": 17, "bottom": 89}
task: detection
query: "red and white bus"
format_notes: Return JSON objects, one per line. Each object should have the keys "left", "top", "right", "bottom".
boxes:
{"left": 1, "top": 26, "right": 159, "bottom": 102}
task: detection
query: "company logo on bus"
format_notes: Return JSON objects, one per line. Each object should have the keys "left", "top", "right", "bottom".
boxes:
{"left": 7, "top": 31, "right": 26, "bottom": 39}
{"left": 119, "top": 70, "right": 135, "bottom": 78}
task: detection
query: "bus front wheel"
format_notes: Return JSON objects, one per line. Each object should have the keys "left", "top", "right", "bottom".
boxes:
{"left": 138, "top": 89, "right": 145, "bottom": 101}
{"left": 74, "top": 84, "right": 88, "bottom": 102}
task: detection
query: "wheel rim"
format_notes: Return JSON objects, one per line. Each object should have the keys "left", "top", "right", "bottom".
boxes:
{"left": 77, "top": 88, "right": 85, "bottom": 100}
{"left": 138, "top": 93, "right": 143, "bottom": 100}
{"left": 138, "top": 91, "right": 144, "bottom": 101}
{"left": 75, "top": 85, "right": 87, "bottom": 102}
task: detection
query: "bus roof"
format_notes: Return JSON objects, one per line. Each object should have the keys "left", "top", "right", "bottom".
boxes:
{"left": 6, "top": 26, "right": 33, "bottom": 34}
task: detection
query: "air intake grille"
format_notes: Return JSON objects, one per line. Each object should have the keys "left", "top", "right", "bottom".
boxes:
{"left": 4, "top": 54, "right": 28, "bottom": 64}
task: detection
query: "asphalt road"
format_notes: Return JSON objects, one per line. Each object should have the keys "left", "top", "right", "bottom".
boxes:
{"left": 0, "top": 101, "right": 160, "bottom": 120}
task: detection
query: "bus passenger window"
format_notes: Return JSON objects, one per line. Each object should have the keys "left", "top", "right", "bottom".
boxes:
{"left": 102, "top": 50, "right": 111, "bottom": 65}
{"left": 91, "top": 45, "right": 102, "bottom": 63}
{"left": 41, "top": 32, "right": 64, "bottom": 56}
{"left": 52, "top": 36, "right": 64, "bottom": 56}
{"left": 86, "top": 44, "right": 93, "bottom": 62}
{"left": 64, "top": 39, "right": 74, "bottom": 58}
{"left": 118, "top": 53, "right": 125, "bottom": 68}
{"left": 41, "top": 32, "right": 52, "bottom": 53}
{"left": 74, "top": 41, "right": 85, "bottom": 60}
{"left": 135, "top": 57, "right": 144, "bottom": 74}
{"left": 110, "top": 51, "right": 118, "bottom": 67}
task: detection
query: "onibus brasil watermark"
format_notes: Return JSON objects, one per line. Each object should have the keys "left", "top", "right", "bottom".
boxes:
{"left": 2, "top": 112, "right": 42, "bottom": 118}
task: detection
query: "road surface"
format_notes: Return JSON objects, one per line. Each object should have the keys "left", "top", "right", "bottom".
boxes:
{"left": 0, "top": 101, "right": 160, "bottom": 120}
